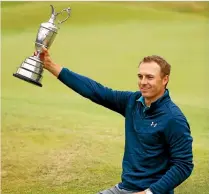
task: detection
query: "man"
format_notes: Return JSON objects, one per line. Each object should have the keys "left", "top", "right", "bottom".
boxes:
{"left": 37, "top": 47, "right": 194, "bottom": 194}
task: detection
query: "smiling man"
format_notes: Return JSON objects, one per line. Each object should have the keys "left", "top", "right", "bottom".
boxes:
{"left": 138, "top": 57, "right": 170, "bottom": 107}
{"left": 37, "top": 47, "right": 194, "bottom": 194}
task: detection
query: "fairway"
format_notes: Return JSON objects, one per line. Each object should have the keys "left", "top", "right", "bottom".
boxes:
{"left": 1, "top": 2, "right": 209, "bottom": 194}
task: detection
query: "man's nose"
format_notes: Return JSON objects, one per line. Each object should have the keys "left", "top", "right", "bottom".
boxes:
{"left": 140, "top": 77, "right": 148, "bottom": 85}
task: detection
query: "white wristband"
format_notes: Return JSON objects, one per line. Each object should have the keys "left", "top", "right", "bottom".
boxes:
{"left": 145, "top": 188, "right": 153, "bottom": 194}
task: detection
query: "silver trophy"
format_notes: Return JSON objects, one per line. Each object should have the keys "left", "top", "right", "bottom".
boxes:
{"left": 13, "top": 5, "right": 71, "bottom": 87}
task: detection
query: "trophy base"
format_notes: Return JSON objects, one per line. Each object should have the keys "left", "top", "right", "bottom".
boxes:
{"left": 13, "top": 56, "right": 44, "bottom": 87}
{"left": 13, "top": 73, "right": 43, "bottom": 87}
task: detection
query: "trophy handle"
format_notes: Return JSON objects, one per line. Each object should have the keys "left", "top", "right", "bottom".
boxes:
{"left": 48, "top": 5, "right": 71, "bottom": 25}
{"left": 50, "top": 4, "right": 55, "bottom": 15}
{"left": 57, "top": 7, "right": 71, "bottom": 25}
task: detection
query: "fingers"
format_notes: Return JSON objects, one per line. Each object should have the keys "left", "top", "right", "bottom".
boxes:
{"left": 42, "top": 46, "right": 47, "bottom": 51}
{"left": 33, "top": 46, "right": 49, "bottom": 57}
{"left": 41, "top": 46, "right": 49, "bottom": 56}
{"left": 39, "top": 52, "right": 45, "bottom": 61}
{"left": 33, "top": 51, "right": 38, "bottom": 56}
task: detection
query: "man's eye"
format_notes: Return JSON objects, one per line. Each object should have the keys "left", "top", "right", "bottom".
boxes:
{"left": 148, "top": 76, "right": 153, "bottom": 79}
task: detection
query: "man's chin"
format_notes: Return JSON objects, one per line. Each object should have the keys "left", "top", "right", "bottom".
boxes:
{"left": 141, "top": 91, "right": 151, "bottom": 98}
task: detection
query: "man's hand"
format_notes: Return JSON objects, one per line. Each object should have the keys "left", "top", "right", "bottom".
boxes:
{"left": 34, "top": 46, "right": 63, "bottom": 77}
{"left": 133, "top": 191, "right": 146, "bottom": 194}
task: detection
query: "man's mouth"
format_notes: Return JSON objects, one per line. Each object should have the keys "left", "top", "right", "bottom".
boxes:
{"left": 140, "top": 88, "right": 150, "bottom": 91}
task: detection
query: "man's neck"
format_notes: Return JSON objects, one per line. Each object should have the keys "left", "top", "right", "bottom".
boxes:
{"left": 144, "top": 90, "right": 166, "bottom": 107}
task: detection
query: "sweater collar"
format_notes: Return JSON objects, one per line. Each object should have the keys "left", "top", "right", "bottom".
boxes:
{"left": 137, "top": 89, "right": 170, "bottom": 111}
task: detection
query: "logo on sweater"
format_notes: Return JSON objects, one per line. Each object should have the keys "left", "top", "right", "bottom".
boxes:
{"left": 151, "top": 122, "right": 157, "bottom": 127}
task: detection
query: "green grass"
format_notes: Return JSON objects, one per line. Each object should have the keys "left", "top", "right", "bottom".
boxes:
{"left": 1, "top": 2, "right": 209, "bottom": 194}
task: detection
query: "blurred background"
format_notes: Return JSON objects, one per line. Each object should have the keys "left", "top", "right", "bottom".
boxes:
{"left": 1, "top": 1, "right": 209, "bottom": 194}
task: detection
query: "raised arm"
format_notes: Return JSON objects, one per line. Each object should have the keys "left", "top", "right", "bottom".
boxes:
{"left": 39, "top": 47, "right": 133, "bottom": 116}
{"left": 59, "top": 68, "right": 133, "bottom": 115}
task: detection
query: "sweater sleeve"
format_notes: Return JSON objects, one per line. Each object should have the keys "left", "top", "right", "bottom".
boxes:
{"left": 57, "top": 67, "right": 133, "bottom": 116}
{"left": 149, "top": 116, "right": 194, "bottom": 194}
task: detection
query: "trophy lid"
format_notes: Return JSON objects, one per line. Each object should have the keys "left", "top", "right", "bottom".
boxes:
{"left": 48, "top": 5, "right": 56, "bottom": 25}
{"left": 39, "top": 5, "right": 58, "bottom": 33}
{"left": 41, "top": 5, "right": 71, "bottom": 33}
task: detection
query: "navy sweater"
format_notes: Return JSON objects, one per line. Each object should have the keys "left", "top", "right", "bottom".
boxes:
{"left": 58, "top": 68, "right": 194, "bottom": 194}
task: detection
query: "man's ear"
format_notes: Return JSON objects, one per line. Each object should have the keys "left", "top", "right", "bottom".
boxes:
{"left": 163, "top": 75, "right": 169, "bottom": 86}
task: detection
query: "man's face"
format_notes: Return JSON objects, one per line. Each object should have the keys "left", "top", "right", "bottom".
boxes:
{"left": 137, "top": 61, "right": 168, "bottom": 99}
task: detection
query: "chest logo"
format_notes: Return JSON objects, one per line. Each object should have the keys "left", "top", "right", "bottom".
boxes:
{"left": 151, "top": 122, "right": 157, "bottom": 127}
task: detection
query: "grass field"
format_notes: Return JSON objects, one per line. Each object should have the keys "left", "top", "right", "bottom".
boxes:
{"left": 1, "top": 2, "right": 209, "bottom": 194}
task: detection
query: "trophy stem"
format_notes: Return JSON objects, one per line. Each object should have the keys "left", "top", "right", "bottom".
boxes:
{"left": 35, "top": 51, "right": 41, "bottom": 59}
{"left": 34, "top": 51, "right": 43, "bottom": 65}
